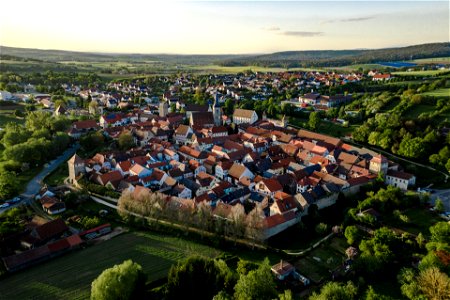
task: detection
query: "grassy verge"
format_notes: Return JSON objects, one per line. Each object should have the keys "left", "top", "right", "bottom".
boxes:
{"left": 44, "top": 164, "right": 68, "bottom": 186}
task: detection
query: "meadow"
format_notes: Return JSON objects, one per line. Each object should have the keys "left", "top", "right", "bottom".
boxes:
{"left": 392, "top": 69, "right": 449, "bottom": 76}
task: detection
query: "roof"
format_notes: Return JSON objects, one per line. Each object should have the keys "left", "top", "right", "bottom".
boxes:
{"left": 261, "top": 178, "right": 283, "bottom": 192}
{"left": 99, "top": 170, "right": 123, "bottom": 185}
{"left": 271, "top": 260, "right": 295, "bottom": 276}
{"left": 191, "top": 112, "right": 214, "bottom": 126}
{"left": 264, "top": 211, "right": 296, "bottom": 228}
{"left": 175, "top": 124, "right": 191, "bottom": 135}
{"left": 228, "top": 163, "right": 247, "bottom": 179}
{"left": 233, "top": 109, "right": 256, "bottom": 119}
{"left": 68, "top": 153, "right": 84, "bottom": 165}
{"left": 129, "top": 164, "right": 148, "bottom": 175}
{"left": 33, "top": 219, "right": 68, "bottom": 241}
{"left": 387, "top": 170, "right": 415, "bottom": 180}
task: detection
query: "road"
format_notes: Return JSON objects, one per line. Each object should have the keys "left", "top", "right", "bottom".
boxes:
{"left": 0, "top": 143, "right": 79, "bottom": 214}
{"left": 430, "top": 189, "right": 450, "bottom": 212}
{"left": 21, "top": 143, "right": 80, "bottom": 199}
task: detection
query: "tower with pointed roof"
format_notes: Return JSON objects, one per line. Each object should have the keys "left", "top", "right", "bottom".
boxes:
{"left": 159, "top": 100, "right": 168, "bottom": 117}
{"left": 68, "top": 153, "right": 85, "bottom": 183}
{"left": 212, "top": 93, "right": 222, "bottom": 126}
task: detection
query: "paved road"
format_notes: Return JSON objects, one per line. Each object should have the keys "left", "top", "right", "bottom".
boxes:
{"left": 430, "top": 189, "right": 450, "bottom": 212}
{"left": 0, "top": 143, "right": 79, "bottom": 214}
{"left": 22, "top": 143, "right": 80, "bottom": 199}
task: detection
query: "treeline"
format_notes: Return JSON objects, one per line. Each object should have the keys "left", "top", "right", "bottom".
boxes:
{"left": 118, "top": 190, "right": 266, "bottom": 242}
{"left": 0, "top": 112, "right": 72, "bottom": 199}
{"left": 0, "top": 71, "right": 103, "bottom": 93}
{"left": 219, "top": 42, "right": 450, "bottom": 68}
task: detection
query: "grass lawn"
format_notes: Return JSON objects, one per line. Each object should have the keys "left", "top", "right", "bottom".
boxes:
{"left": 402, "top": 104, "right": 436, "bottom": 119}
{"left": 383, "top": 207, "right": 441, "bottom": 238}
{"left": 44, "top": 163, "right": 68, "bottom": 186}
{"left": 422, "top": 88, "right": 450, "bottom": 98}
{"left": 0, "top": 110, "right": 25, "bottom": 127}
{"left": 292, "top": 237, "right": 347, "bottom": 283}
{"left": 392, "top": 70, "right": 449, "bottom": 76}
{"left": 0, "top": 231, "right": 222, "bottom": 300}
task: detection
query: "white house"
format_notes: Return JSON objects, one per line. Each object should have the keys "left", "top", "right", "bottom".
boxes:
{"left": 232, "top": 109, "right": 258, "bottom": 125}
{"left": 385, "top": 170, "right": 416, "bottom": 191}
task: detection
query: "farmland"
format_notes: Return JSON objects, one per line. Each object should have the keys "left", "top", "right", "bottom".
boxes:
{"left": 392, "top": 69, "right": 450, "bottom": 76}
{"left": 0, "top": 231, "right": 222, "bottom": 300}
{"left": 422, "top": 88, "right": 450, "bottom": 97}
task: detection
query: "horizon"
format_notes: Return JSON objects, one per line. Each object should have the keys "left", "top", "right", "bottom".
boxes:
{"left": 1, "top": 1, "right": 448, "bottom": 55}
{"left": 1, "top": 41, "right": 448, "bottom": 56}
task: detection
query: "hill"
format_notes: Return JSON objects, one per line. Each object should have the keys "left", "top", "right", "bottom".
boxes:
{"left": 220, "top": 43, "right": 450, "bottom": 68}
{"left": 1, "top": 42, "right": 449, "bottom": 70}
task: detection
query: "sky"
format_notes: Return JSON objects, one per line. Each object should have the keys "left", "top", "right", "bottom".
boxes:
{"left": 1, "top": 0, "right": 448, "bottom": 54}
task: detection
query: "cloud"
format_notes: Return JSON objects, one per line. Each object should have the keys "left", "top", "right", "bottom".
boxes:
{"left": 282, "top": 31, "right": 324, "bottom": 37}
{"left": 322, "top": 16, "right": 375, "bottom": 24}
{"left": 263, "top": 26, "right": 281, "bottom": 31}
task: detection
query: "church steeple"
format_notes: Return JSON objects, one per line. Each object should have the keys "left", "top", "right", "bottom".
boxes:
{"left": 213, "top": 93, "right": 222, "bottom": 126}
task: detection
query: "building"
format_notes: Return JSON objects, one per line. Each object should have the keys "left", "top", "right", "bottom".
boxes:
{"left": 159, "top": 100, "right": 169, "bottom": 117}
{"left": 68, "top": 154, "right": 85, "bottom": 183}
{"left": 233, "top": 109, "right": 258, "bottom": 125}
{"left": 385, "top": 170, "right": 416, "bottom": 191}
{"left": 212, "top": 93, "right": 222, "bottom": 126}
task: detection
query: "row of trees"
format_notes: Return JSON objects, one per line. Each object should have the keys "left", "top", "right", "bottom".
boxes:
{"left": 91, "top": 256, "right": 282, "bottom": 300}
{"left": 117, "top": 190, "right": 266, "bottom": 242}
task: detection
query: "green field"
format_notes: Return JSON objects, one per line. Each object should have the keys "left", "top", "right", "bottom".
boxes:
{"left": 412, "top": 57, "right": 450, "bottom": 64}
{"left": 187, "top": 64, "right": 325, "bottom": 74}
{"left": 0, "top": 231, "right": 222, "bottom": 300}
{"left": 392, "top": 69, "right": 449, "bottom": 76}
{"left": 422, "top": 88, "right": 450, "bottom": 97}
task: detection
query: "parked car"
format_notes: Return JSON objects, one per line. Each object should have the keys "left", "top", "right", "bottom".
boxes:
{"left": 0, "top": 203, "right": 10, "bottom": 209}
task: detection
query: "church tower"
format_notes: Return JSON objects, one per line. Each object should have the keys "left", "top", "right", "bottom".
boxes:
{"left": 159, "top": 100, "right": 168, "bottom": 117}
{"left": 213, "top": 93, "right": 222, "bottom": 126}
{"left": 68, "top": 153, "right": 85, "bottom": 183}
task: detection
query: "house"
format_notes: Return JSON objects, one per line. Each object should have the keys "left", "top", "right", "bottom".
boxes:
{"left": 269, "top": 192, "right": 298, "bottom": 216}
{"left": 40, "top": 196, "right": 66, "bottom": 215}
{"left": 174, "top": 125, "right": 193, "bottom": 145}
{"left": 71, "top": 119, "right": 100, "bottom": 133}
{"left": 385, "top": 170, "right": 416, "bottom": 191}
{"left": 271, "top": 260, "right": 295, "bottom": 280}
{"left": 256, "top": 178, "right": 283, "bottom": 198}
{"left": 128, "top": 163, "right": 151, "bottom": 178}
{"left": 22, "top": 219, "right": 69, "bottom": 248}
{"left": 228, "top": 163, "right": 254, "bottom": 184}
{"left": 372, "top": 74, "right": 391, "bottom": 81}
{"left": 233, "top": 109, "right": 258, "bottom": 125}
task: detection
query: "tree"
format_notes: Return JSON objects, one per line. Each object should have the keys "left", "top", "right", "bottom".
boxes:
{"left": 234, "top": 258, "right": 277, "bottom": 300}
{"left": 0, "top": 172, "right": 19, "bottom": 199}
{"left": 90, "top": 260, "right": 146, "bottom": 300}
{"left": 416, "top": 232, "right": 425, "bottom": 248}
{"left": 345, "top": 225, "right": 361, "bottom": 245}
{"left": 224, "top": 99, "right": 235, "bottom": 115}
{"left": 118, "top": 131, "right": 135, "bottom": 150}
{"left": 434, "top": 198, "right": 445, "bottom": 213}
{"left": 397, "top": 136, "right": 426, "bottom": 159}
{"left": 417, "top": 267, "right": 450, "bottom": 300}
{"left": 429, "top": 222, "right": 450, "bottom": 244}
{"left": 309, "top": 281, "right": 358, "bottom": 300}
{"left": 278, "top": 290, "right": 293, "bottom": 300}
{"left": 236, "top": 259, "right": 258, "bottom": 276}
{"left": 399, "top": 267, "right": 450, "bottom": 300}
{"left": 308, "top": 112, "right": 321, "bottom": 131}
{"left": 166, "top": 256, "right": 235, "bottom": 300}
